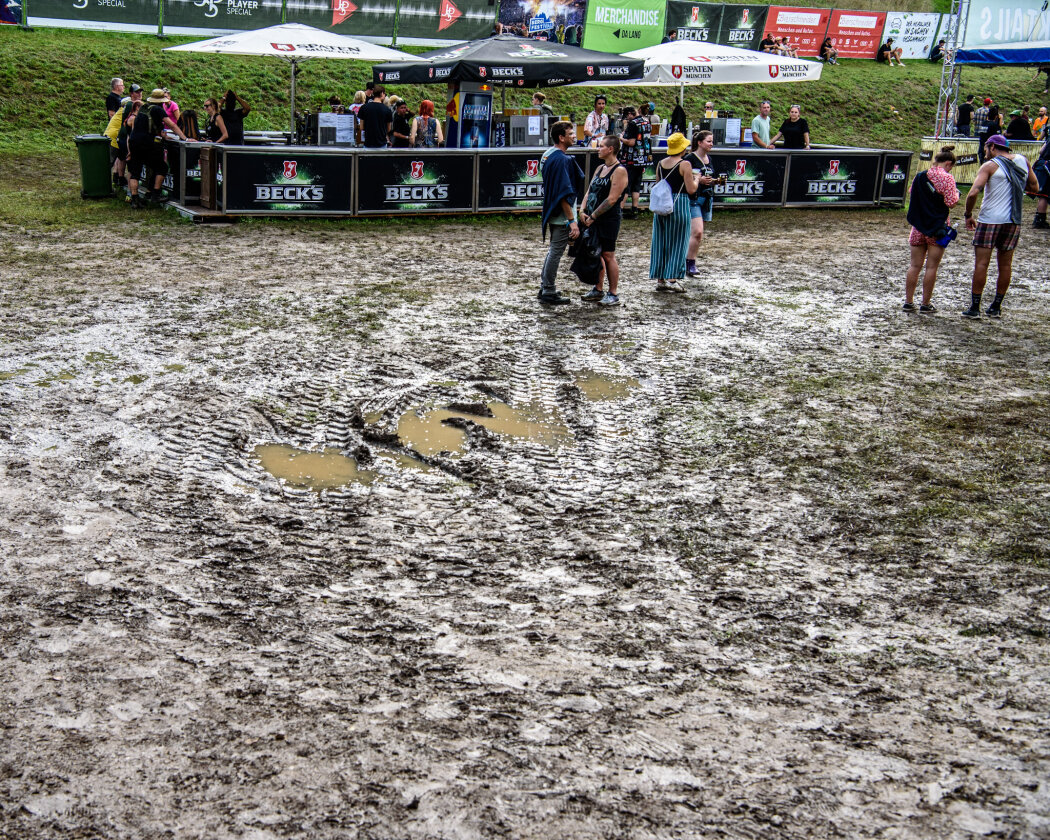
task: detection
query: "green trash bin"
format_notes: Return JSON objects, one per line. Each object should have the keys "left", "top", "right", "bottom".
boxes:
{"left": 74, "top": 134, "right": 114, "bottom": 199}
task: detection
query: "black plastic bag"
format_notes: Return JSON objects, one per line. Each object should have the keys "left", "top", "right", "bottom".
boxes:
{"left": 569, "top": 224, "right": 603, "bottom": 285}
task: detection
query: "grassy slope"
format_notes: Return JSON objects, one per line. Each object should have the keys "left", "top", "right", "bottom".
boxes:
{"left": 0, "top": 26, "right": 1044, "bottom": 159}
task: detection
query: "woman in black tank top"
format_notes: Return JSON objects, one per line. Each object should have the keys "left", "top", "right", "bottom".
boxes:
{"left": 579, "top": 135, "right": 629, "bottom": 306}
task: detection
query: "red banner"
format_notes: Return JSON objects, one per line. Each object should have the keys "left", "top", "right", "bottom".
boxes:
{"left": 763, "top": 6, "right": 831, "bottom": 57}
{"left": 825, "top": 9, "right": 887, "bottom": 59}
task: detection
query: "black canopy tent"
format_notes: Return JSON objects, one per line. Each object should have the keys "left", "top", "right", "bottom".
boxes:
{"left": 372, "top": 35, "right": 645, "bottom": 89}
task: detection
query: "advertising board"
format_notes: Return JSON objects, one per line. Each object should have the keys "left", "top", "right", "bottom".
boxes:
{"left": 710, "top": 153, "right": 788, "bottom": 205}
{"left": 763, "top": 6, "right": 831, "bottom": 57}
{"left": 881, "top": 12, "right": 943, "bottom": 59}
{"left": 357, "top": 153, "right": 474, "bottom": 214}
{"left": 964, "top": 0, "right": 1050, "bottom": 46}
{"left": 222, "top": 149, "right": 353, "bottom": 214}
{"left": 825, "top": 9, "right": 886, "bottom": 59}
{"left": 785, "top": 153, "right": 880, "bottom": 205}
{"left": 665, "top": 1, "right": 722, "bottom": 43}
{"left": 583, "top": 0, "right": 666, "bottom": 52}
{"left": 477, "top": 153, "right": 545, "bottom": 210}
{"left": 286, "top": 0, "right": 492, "bottom": 40}
{"left": 29, "top": 0, "right": 158, "bottom": 29}
{"left": 162, "top": 0, "right": 281, "bottom": 32}
{"left": 1, "top": 0, "right": 21, "bottom": 23}
{"left": 878, "top": 153, "right": 912, "bottom": 203}
{"left": 716, "top": 4, "right": 768, "bottom": 49}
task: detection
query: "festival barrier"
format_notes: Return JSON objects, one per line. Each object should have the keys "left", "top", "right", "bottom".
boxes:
{"left": 159, "top": 141, "right": 912, "bottom": 217}
{"left": 918, "top": 136, "right": 1044, "bottom": 184}
{"left": 15, "top": 0, "right": 956, "bottom": 58}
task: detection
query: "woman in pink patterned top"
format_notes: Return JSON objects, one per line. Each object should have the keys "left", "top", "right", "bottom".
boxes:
{"left": 904, "top": 146, "right": 960, "bottom": 313}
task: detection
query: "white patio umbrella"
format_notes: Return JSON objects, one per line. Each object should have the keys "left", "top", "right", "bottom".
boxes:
{"left": 578, "top": 40, "right": 822, "bottom": 105}
{"left": 164, "top": 23, "right": 415, "bottom": 139}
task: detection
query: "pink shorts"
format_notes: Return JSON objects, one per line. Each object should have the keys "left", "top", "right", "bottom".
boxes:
{"left": 909, "top": 227, "right": 939, "bottom": 247}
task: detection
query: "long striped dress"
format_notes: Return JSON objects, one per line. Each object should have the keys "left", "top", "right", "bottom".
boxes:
{"left": 649, "top": 159, "right": 692, "bottom": 280}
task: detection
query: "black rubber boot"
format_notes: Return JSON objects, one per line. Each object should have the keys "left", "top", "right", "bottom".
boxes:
{"left": 1033, "top": 213, "right": 1049, "bottom": 229}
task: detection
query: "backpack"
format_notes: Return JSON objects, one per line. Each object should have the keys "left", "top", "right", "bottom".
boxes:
{"left": 649, "top": 159, "right": 683, "bottom": 216}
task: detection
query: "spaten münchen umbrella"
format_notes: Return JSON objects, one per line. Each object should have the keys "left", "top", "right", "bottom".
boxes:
{"left": 164, "top": 23, "right": 415, "bottom": 138}
{"left": 371, "top": 34, "right": 645, "bottom": 88}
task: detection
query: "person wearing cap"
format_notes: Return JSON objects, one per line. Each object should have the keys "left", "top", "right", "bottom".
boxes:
{"left": 106, "top": 78, "right": 124, "bottom": 120}
{"left": 649, "top": 132, "right": 699, "bottom": 294}
{"left": 961, "top": 134, "right": 1039, "bottom": 318}
{"left": 1005, "top": 109, "right": 1034, "bottom": 140}
{"left": 877, "top": 37, "right": 905, "bottom": 65}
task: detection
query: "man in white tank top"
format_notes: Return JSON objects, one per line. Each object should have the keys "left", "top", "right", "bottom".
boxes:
{"left": 962, "top": 134, "right": 1039, "bottom": 318}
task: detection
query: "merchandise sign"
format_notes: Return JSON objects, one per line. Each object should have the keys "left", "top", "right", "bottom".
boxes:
{"left": 881, "top": 12, "right": 943, "bottom": 60}
{"left": 222, "top": 150, "right": 352, "bottom": 213}
{"left": 878, "top": 153, "right": 912, "bottom": 203}
{"left": 710, "top": 152, "right": 787, "bottom": 205}
{"left": 785, "top": 153, "right": 879, "bottom": 204}
{"left": 665, "top": 1, "right": 723, "bottom": 43}
{"left": 763, "top": 6, "right": 832, "bottom": 57}
{"left": 716, "top": 5, "right": 768, "bottom": 49}
{"left": 583, "top": 0, "right": 666, "bottom": 52}
{"left": 162, "top": 0, "right": 282, "bottom": 30}
{"left": 964, "top": 0, "right": 1050, "bottom": 46}
{"left": 28, "top": 0, "right": 157, "bottom": 28}
{"left": 357, "top": 154, "right": 474, "bottom": 214}
{"left": 825, "top": 9, "right": 886, "bottom": 59}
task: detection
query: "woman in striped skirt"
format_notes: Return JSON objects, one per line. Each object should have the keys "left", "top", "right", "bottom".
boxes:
{"left": 650, "top": 132, "right": 698, "bottom": 293}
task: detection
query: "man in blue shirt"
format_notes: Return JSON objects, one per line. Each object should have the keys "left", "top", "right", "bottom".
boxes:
{"left": 538, "top": 121, "right": 584, "bottom": 305}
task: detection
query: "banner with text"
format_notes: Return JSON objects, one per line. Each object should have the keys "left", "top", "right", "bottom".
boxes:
{"left": 288, "top": 0, "right": 493, "bottom": 40}
{"left": 825, "top": 9, "right": 886, "bottom": 59}
{"left": 717, "top": 4, "right": 768, "bottom": 50}
{"left": 785, "top": 153, "right": 880, "bottom": 205}
{"left": 711, "top": 152, "right": 787, "bottom": 205}
{"left": 223, "top": 149, "right": 354, "bottom": 214}
{"left": 29, "top": 0, "right": 158, "bottom": 29}
{"left": 964, "top": 0, "right": 1050, "bottom": 45}
{"left": 583, "top": 0, "right": 666, "bottom": 52}
{"left": 498, "top": 0, "right": 587, "bottom": 39}
{"left": 880, "top": 12, "right": 942, "bottom": 59}
{"left": 763, "top": 6, "right": 831, "bottom": 57}
{"left": 665, "top": 1, "right": 723, "bottom": 44}
{"left": 163, "top": 0, "right": 281, "bottom": 32}
{"left": 357, "top": 153, "right": 474, "bottom": 214}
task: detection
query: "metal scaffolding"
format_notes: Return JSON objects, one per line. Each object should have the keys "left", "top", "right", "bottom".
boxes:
{"left": 934, "top": 0, "right": 970, "bottom": 138}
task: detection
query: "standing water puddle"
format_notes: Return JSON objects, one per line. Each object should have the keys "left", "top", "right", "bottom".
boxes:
{"left": 397, "top": 401, "right": 570, "bottom": 456}
{"left": 255, "top": 445, "right": 376, "bottom": 490}
{"left": 575, "top": 372, "right": 640, "bottom": 401}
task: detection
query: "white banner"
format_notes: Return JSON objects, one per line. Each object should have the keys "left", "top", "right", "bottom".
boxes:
{"left": 882, "top": 12, "right": 943, "bottom": 59}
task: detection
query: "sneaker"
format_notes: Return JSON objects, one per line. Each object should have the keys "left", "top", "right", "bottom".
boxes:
{"left": 598, "top": 292, "right": 620, "bottom": 306}
{"left": 686, "top": 259, "right": 698, "bottom": 277}
{"left": 902, "top": 302, "right": 917, "bottom": 312}
{"left": 961, "top": 305, "right": 981, "bottom": 319}
{"left": 985, "top": 305, "right": 1001, "bottom": 318}
{"left": 655, "top": 280, "right": 670, "bottom": 293}
{"left": 581, "top": 287, "right": 604, "bottom": 302}
{"left": 538, "top": 291, "right": 571, "bottom": 305}
{"left": 665, "top": 280, "right": 686, "bottom": 294}
{"left": 919, "top": 303, "right": 937, "bottom": 314}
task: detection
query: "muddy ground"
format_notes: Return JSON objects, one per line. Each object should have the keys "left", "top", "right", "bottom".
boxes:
{"left": 1, "top": 204, "right": 1049, "bottom": 840}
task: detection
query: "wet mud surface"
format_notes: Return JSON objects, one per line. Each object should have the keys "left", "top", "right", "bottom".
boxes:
{"left": 1, "top": 210, "right": 1049, "bottom": 839}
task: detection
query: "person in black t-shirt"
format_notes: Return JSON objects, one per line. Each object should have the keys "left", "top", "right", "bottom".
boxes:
{"left": 106, "top": 78, "right": 124, "bottom": 120}
{"left": 929, "top": 39, "right": 946, "bottom": 62}
{"left": 770, "top": 105, "right": 810, "bottom": 149}
{"left": 391, "top": 100, "right": 412, "bottom": 147}
{"left": 759, "top": 35, "right": 776, "bottom": 53}
{"left": 358, "top": 86, "right": 393, "bottom": 148}
{"left": 955, "top": 95, "right": 975, "bottom": 137}
{"left": 220, "top": 90, "right": 250, "bottom": 145}
{"left": 877, "top": 38, "right": 904, "bottom": 65}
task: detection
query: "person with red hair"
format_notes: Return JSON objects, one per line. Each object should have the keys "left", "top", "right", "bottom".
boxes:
{"left": 411, "top": 99, "right": 444, "bottom": 148}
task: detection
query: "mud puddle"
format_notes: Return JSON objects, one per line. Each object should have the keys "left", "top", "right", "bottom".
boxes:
{"left": 574, "top": 370, "right": 640, "bottom": 401}
{"left": 396, "top": 400, "right": 570, "bottom": 456}
{"left": 254, "top": 444, "right": 376, "bottom": 490}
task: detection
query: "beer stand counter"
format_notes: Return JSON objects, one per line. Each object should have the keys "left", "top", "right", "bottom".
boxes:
{"left": 162, "top": 139, "right": 914, "bottom": 219}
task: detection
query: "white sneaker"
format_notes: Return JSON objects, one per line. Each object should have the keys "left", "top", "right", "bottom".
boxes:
{"left": 665, "top": 280, "right": 686, "bottom": 293}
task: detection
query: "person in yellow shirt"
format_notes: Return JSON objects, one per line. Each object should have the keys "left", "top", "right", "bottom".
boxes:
{"left": 1032, "top": 106, "right": 1048, "bottom": 140}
